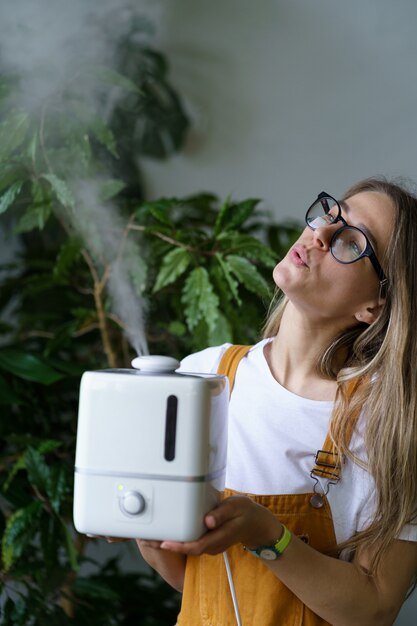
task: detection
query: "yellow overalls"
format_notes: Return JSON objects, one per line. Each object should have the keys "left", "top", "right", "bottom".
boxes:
{"left": 178, "top": 345, "right": 356, "bottom": 626}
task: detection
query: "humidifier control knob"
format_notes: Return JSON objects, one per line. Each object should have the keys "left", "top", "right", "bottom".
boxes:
{"left": 121, "top": 491, "right": 146, "bottom": 516}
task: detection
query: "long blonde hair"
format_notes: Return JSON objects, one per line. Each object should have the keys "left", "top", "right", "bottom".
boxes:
{"left": 264, "top": 177, "right": 417, "bottom": 580}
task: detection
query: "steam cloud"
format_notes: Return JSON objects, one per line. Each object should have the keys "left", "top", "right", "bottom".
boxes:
{"left": 0, "top": 0, "right": 164, "bottom": 357}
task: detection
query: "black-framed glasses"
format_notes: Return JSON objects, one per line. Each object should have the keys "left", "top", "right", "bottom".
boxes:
{"left": 305, "top": 191, "right": 388, "bottom": 292}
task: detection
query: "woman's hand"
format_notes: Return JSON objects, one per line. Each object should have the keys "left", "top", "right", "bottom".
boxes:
{"left": 159, "top": 495, "right": 282, "bottom": 556}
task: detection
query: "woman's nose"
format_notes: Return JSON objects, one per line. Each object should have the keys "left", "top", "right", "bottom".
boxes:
{"left": 311, "top": 223, "right": 338, "bottom": 250}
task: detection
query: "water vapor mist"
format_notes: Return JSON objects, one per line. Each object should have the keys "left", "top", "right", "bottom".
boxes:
{"left": 73, "top": 180, "right": 148, "bottom": 357}
{"left": 0, "top": 0, "right": 163, "bottom": 356}
{"left": 0, "top": 0, "right": 161, "bottom": 112}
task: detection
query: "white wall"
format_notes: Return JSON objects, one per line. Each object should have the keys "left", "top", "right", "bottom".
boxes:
{"left": 143, "top": 0, "right": 417, "bottom": 226}
{"left": 142, "top": 2, "right": 417, "bottom": 623}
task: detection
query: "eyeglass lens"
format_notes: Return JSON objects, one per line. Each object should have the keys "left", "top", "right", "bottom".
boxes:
{"left": 306, "top": 198, "right": 368, "bottom": 264}
{"left": 306, "top": 196, "right": 339, "bottom": 227}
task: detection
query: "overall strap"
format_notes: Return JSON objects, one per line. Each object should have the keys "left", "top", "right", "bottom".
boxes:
{"left": 311, "top": 378, "right": 364, "bottom": 481}
{"left": 217, "top": 345, "right": 252, "bottom": 396}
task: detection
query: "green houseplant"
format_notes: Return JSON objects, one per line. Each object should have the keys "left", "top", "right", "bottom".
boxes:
{"left": 0, "top": 18, "right": 302, "bottom": 626}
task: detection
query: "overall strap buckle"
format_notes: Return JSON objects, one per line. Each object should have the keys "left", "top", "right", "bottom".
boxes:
{"left": 311, "top": 449, "right": 342, "bottom": 481}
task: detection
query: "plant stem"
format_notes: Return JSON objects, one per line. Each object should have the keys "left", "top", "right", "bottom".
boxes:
{"left": 94, "top": 284, "right": 116, "bottom": 368}
{"left": 60, "top": 534, "right": 88, "bottom": 618}
{"left": 78, "top": 248, "right": 117, "bottom": 367}
{"left": 128, "top": 223, "right": 194, "bottom": 250}
{"left": 38, "top": 103, "right": 117, "bottom": 369}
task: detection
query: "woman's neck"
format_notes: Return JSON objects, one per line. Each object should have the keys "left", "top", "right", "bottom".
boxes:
{"left": 265, "top": 303, "right": 344, "bottom": 401}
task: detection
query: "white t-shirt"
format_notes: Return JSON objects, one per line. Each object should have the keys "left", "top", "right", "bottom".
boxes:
{"left": 179, "top": 339, "right": 417, "bottom": 548}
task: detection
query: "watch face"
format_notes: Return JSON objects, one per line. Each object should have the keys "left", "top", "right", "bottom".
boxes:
{"left": 259, "top": 548, "right": 278, "bottom": 560}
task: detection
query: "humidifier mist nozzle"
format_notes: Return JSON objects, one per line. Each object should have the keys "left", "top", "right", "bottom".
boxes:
{"left": 131, "top": 355, "right": 180, "bottom": 373}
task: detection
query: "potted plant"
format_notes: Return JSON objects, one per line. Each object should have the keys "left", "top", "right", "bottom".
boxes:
{"left": 0, "top": 17, "right": 301, "bottom": 625}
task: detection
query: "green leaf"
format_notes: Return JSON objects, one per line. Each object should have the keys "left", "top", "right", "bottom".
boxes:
{"left": 8, "top": 442, "right": 63, "bottom": 497}
{"left": 225, "top": 255, "right": 271, "bottom": 299}
{"left": 137, "top": 198, "right": 177, "bottom": 226}
{"left": 215, "top": 253, "right": 241, "bottom": 305}
{"left": 214, "top": 194, "right": 231, "bottom": 236}
{"left": 0, "top": 110, "right": 29, "bottom": 162}
{"left": 53, "top": 237, "right": 82, "bottom": 279}
{"left": 167, "top": 320, "right": 186, "bottom": 337}
{"left": 27, "top": 131, "right": 38, "bottom": 162}
{"left": 5, "top": 434, "right": 62, "bottom": 451}
{"left": 2, "top": 597, "right": 29, "bottom": 625}
{"left": 42, "top": 174, "right": 75, "bottom": 209}
{"left": 215, "top": 198, "right": 259, "bottom": 236}
{"left": 0, "top": 164, "right": 25, "bottom": 194}
{"left": 15, "top": 204, "right": 52, "bottom": 233}
{"left": 149, "top": 206, "right": 174, "bottom": 226}
{"left": 97, "top": 66, "right": 143, "bottom": 95}
{"left": 0, "top": 350, "right": 64, "bottom": 384}
{"left": 25, "top": 447, "right": 51, "bottom": 494}
{"left": 153, "top": 247, "right": 192, "bottom": 292}
{"left": 37, "top": 439, "right": 63, "bottom": 454}
{"left": 98, "top": 178, "right": 126, "bottom": 201}
{"left": 2, "top": 501, "right": 43, "bottom": 570}
{"left": 47, "top": 466, "right": 68, "bottom": 514}
{"left": 0, "top": 180, "right": 23, "bottom": 215}
{"left": 61, "top": 522, "right": 79, "bottom": 571}
{"left": 89, "top": 115, "right": 118, "bottom": 158}
{"left": 3, "top": 439, "right": 63, "bottom": 492}
{"left": 3, "top": 453, "right": 26, "bottom": 492}
{"left": 181, "top": 267, "right": 219, "bottom": 332}
{"left": 218, "top": 233, "right": 277, "bottom": 267}
{"left": 65, "top": 131, "right": 93, "bottom": 171}
{"left": 70, "top": 99, "right": 118, "bottom": 158}
{"left": 207, "top": 312, "right": 233, "bottom": 346}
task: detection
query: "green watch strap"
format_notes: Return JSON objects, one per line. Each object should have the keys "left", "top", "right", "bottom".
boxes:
{"left": 245, "top": 525, "right": 292, "bottom": 560}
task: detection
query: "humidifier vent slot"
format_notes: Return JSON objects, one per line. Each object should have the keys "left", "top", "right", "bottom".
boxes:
{"left": 164, "top": 395, "right": 178, "bottom": 461}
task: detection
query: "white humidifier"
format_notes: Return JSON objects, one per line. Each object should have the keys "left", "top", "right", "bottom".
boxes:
{"left": 73, "top": 355, "right": 229, "bottom": 541}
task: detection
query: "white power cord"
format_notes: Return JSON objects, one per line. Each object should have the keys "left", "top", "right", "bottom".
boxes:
{"left": 223, "top": 551, "right": 243, "bottom": 626}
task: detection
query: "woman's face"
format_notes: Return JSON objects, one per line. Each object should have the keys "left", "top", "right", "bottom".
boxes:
{"left": 273, "top": 190, "right": 394, "bottom": 325}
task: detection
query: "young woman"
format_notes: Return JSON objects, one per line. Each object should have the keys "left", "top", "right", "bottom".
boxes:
{"left": 137, "top": 178, "right": 417, "bottom": 626}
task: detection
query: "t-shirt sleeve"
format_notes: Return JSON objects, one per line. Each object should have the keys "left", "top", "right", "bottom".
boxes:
{"left": 397, "top": 517, "right": 417, "bottom": 542}
{"left": 356, "top": 473, "right": 417, "bottom": 543}
{"left": 178, "top": 343, "right": 232, "bottom": 375}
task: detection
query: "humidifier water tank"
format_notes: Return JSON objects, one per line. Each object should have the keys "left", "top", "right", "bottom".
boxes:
{"left": 73, "top": 355, "right": 229, "bottom": 541}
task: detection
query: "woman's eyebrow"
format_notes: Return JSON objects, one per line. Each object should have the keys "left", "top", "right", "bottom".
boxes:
{"left": 339, "top": 200, "right": 379, "bottom": 252}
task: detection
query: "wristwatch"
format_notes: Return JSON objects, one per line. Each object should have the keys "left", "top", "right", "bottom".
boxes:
{"left": 245, "top": 525, "right": 292, "bottom": 560}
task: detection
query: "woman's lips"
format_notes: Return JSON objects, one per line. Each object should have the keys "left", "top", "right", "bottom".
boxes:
{"left": 289, "top": 245, "right": 309, "bottom": 267}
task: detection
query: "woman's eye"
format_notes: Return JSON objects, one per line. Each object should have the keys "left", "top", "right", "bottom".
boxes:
{"left": 348, "top": 240, "right": 361, "bottom": 256}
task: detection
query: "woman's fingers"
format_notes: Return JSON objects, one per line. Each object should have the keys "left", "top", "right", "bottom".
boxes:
{"left": 204, "top": 495, "right": 249, "bottom": 529}
{"left": 159, "top": 496, "right": 281, "bottom": 556}
{"left": 160, "top": 516, "right": 242, "bottom": 556}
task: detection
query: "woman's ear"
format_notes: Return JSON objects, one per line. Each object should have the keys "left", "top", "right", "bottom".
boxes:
{"left": 354, "top": 302, "right": 384, "bottom": 325}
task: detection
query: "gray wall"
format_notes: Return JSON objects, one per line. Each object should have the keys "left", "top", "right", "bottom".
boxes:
{"left": 144, "top": 0, "right": 417, "bottom": 223}
{"left": 142, "top": 2, "right": 417, "bottom": 623}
